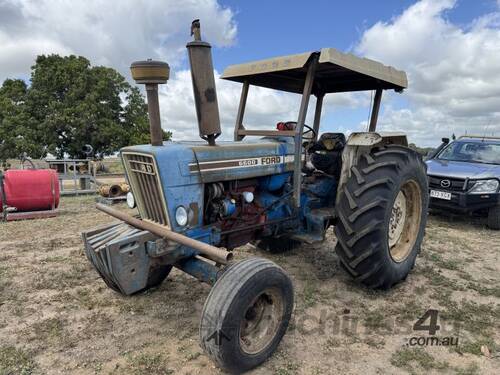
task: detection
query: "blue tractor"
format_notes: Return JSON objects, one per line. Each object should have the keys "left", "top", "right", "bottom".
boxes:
{"left": 82, "top": 20, "right": 429, "bottom": 373}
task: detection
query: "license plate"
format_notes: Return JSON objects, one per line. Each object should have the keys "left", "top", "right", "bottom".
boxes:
{"left": 430, "top": 190, "right": 451, "bottom": 200}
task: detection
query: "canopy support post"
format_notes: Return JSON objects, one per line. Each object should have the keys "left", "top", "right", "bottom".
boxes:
{"left": 234, "top": 80, "right": 249, "bottom": 141}
{"left": 312, "top": 93, "right": 324, "bottom": 142}
{"left": 368, "top": 88, "right": 383, "bottom": 132}
{"left": 293, "top": 55, "right": 318, "bottom": 208}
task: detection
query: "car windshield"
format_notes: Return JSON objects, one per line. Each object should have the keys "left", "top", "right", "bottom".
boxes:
{"left": 438, "top": 141, "right": 500, "bottom": 165}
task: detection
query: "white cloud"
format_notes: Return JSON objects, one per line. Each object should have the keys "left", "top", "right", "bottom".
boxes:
{"left": 159, "top": 71, "right": 370, "bottom": 142}
{"left": 356, "top": 0, "right": 500, "bottom": 146}
{"left": 0, "top": 0, "right": 237, "bottom": 82}
{"left": 3, "top": 0, "right": 499, "bottom": 146}
{"left": 0, "top": 0, "right": 310, "bottom": 142}
{"left": 159, "top": 70, "right": 302, "bottom": 141}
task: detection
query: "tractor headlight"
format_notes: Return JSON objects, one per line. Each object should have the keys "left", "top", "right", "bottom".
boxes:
{"left": 175, "top": 206, "right": 188, "bottom": 226}
{"left": 469, "top": 179, "right": 499, "bottom": 194}
{"left": 126, "top": 192, "right": 136, "bottom": 209}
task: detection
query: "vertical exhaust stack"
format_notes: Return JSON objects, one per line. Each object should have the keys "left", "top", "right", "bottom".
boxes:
{"left": 130, "top": 59, "right": 170, "bottom": 146}
{"left": 187, "top": 19, "right": 221, "bottom": 146}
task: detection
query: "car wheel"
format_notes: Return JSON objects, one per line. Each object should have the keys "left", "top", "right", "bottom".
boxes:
{"left": 487, "top": 206, "right": 500, "bottom": 230}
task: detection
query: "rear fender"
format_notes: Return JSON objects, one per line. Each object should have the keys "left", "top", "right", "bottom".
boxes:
{"left": 336, "top": 132, "right": 408, "bottom": 204}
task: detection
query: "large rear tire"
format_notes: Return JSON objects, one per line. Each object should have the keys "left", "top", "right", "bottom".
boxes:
{"left": 334, "top": 145, "right": 428, "bottom": 289}
{"left": 200, "top": 258, "right": 293, "bottom": 373}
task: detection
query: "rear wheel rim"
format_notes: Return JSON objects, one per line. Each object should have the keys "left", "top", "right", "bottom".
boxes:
{"left": 388, "top": 180, "right": 422, "bottom": 263}
{"left": 239, "top": 288, "right": 284, "bottom": 355}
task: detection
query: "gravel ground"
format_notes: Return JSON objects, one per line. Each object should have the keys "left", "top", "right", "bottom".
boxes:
{"left": 0, "top": 195, "right": 499, "bottom": 374}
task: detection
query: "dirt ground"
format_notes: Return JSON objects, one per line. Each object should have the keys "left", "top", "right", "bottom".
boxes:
{"left": 0, "top": 196, "right": 499, "bottom": 375}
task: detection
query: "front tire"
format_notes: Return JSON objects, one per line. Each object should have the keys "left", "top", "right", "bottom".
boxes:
{"left": 487, "top": 206, "right": 500, "bottom": 230}
{"left": 334, "top": 145, "right": 429, "bottom": 289}
{"left": 200, "top": 258, "right": 293, "bottom": 373}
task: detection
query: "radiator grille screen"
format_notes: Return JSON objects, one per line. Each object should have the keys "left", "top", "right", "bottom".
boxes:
{"left": 122, "top": 153, "right": 169, "bottom": 225}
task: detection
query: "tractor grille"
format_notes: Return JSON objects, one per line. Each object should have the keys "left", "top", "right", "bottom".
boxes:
{"left": 122, "top": 153, "right": 169, "bottom": 225}
{"left": 428, "top": 175, "right": 468, "bottom": 192}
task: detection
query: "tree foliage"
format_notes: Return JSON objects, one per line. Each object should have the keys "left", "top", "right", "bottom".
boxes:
{"left": 0, "top": 54, "right": 171, "bottom": 161}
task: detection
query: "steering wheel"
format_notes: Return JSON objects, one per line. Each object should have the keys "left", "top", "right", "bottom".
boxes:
{"left": 277, "top": 121, "right": 316, "bottom": 143}
{"left": 302, "top": 124, "right": 316, "bottom": 141}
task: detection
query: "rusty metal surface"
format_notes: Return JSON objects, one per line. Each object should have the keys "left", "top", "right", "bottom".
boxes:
{"left": 98, "top": 184, "right": 127, "bottom": 198}
{"left": 4, "top": 209, "right": 58, "bottom": 221}
{"left": 221, "top": 47, "right": 407, "bottom": 94}
{"left": 82, "top": 221, "right": 152, "bottom": 294}
{"left": 187, "top": 20, "right": 221, "bottom": 145}
{"left": 221, "top": 51, "right": 312, "bottom": 81}
{"left": 83, "top": 221, "right": 223, "bottom": 293}
{"left": 293, "top": 54, "right": 318, "bottom": 208}
{"left": 130, "top": 60, "right": 169, "bottom": 84}
{"left": 145, "top": 84, "right": 164, "bottom": 146}
{"left": 130, "top": 59, "right": 169, "bottom": 147}
{"left": 95, "top": 203, "right": 232, "bottom": 264}
{"left": 368, "top": 88, "right": 383, "bottom": 131}
{"left": 122, "top": 152, "right": 169, "bottom": 225}
{"left": 336, "top": 132, "right": 409, "bottom": 204}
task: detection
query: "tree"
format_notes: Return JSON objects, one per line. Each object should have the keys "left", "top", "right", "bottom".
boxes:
{"left": 0, "top": 79, "right": 42, "bottom": 160}
{"left": 0, "top": 54, "right": 171, "bottom": 161}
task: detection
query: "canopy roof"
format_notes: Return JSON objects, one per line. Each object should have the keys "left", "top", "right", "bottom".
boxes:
{"left": 221, "top": 48, "right": 407, "bottom": 94}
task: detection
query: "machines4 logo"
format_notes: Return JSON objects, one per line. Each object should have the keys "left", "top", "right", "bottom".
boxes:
{"left": 405, "top": 309, "right": 459, "bottom": 347}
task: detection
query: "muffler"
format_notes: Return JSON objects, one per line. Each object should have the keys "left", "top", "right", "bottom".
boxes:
{"left": 187, "top": 19, "right": 221, "bottom": 146}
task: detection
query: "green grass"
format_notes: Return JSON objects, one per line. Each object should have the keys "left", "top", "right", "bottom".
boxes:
{"left": 466, "top": 282, "right": 500, "bottom": 298}
{"left": 0, "top": 346, "right": 36, "bottom": 375}
{"left": 364, "top": 309, "right": 391, "bottom": 331}
{"left": 426, "top": 251, "right": 462, "bottom": 271}
{"left": 27, "top": 317, "right": 68, "bottom": 347}
{"left": 419, "top": 265, "right": 463, "bottom": 290}
{"left": 125, "top": 353, "right": 173, "bottom": 375}
{"left": 301, "top": 279, "right": 318, "bottom": 308}
{"left": 0, "top": 266, "right": 13, "bottom": 304}
{"left": 273, "top": 360, "right": 300, "bottom": 375}
{"left": 458, "top": 337, "right": 497, "bottom": 356}
{"left": 440, "top": 299, "right": 500, "bottom": 335}
{"left": 390, "top": 347, "right": 449, "bottom": 372}
{"left": 454, "top": 362, "right": 480, "bottom": 375}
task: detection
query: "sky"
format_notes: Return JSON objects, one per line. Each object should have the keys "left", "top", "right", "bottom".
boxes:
{"left": 1, "top": 0, "right": 499, "bottom": 147}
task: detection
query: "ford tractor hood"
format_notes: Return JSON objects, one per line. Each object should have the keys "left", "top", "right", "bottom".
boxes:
{"left": 426, "top": 159, "right": 500, "bottom": 179}
{"left": 121, "top": 138, "right": 296, "bottom": 188}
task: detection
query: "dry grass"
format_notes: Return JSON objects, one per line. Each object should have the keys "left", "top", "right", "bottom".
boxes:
{"left": 0, "top": 197, "right": 499, "bottom": 374}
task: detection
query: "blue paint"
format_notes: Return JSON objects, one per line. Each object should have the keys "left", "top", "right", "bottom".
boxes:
{"left": 175, "top": 257, "right": 220, "bottom": 285}
{"left": 222, "top": 199, "right": 236, "bottom": 216}
{"left": 259, "top": 172, "right": 291, "bottom": 191}
{"left": 256, "top": 191, "right": 292, "bottom": 221}
{"left": 120, "top": 138, "right": 338, "bottom": 257}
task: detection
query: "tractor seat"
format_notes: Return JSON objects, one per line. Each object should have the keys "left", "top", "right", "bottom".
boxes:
{"left": 308, "top": 133, "right": 346, "bottom": 178}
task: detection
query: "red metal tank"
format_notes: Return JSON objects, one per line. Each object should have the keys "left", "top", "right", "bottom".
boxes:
{"left": 0, "top": 169, "right": 60, "bottom": 213}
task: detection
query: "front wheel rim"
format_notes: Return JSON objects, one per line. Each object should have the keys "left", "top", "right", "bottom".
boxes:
{"left": 388, "top": 180, "right": 422, "bottom": 263}
{"left": 239, "top": 288, "right": 284, "bottom": 355}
